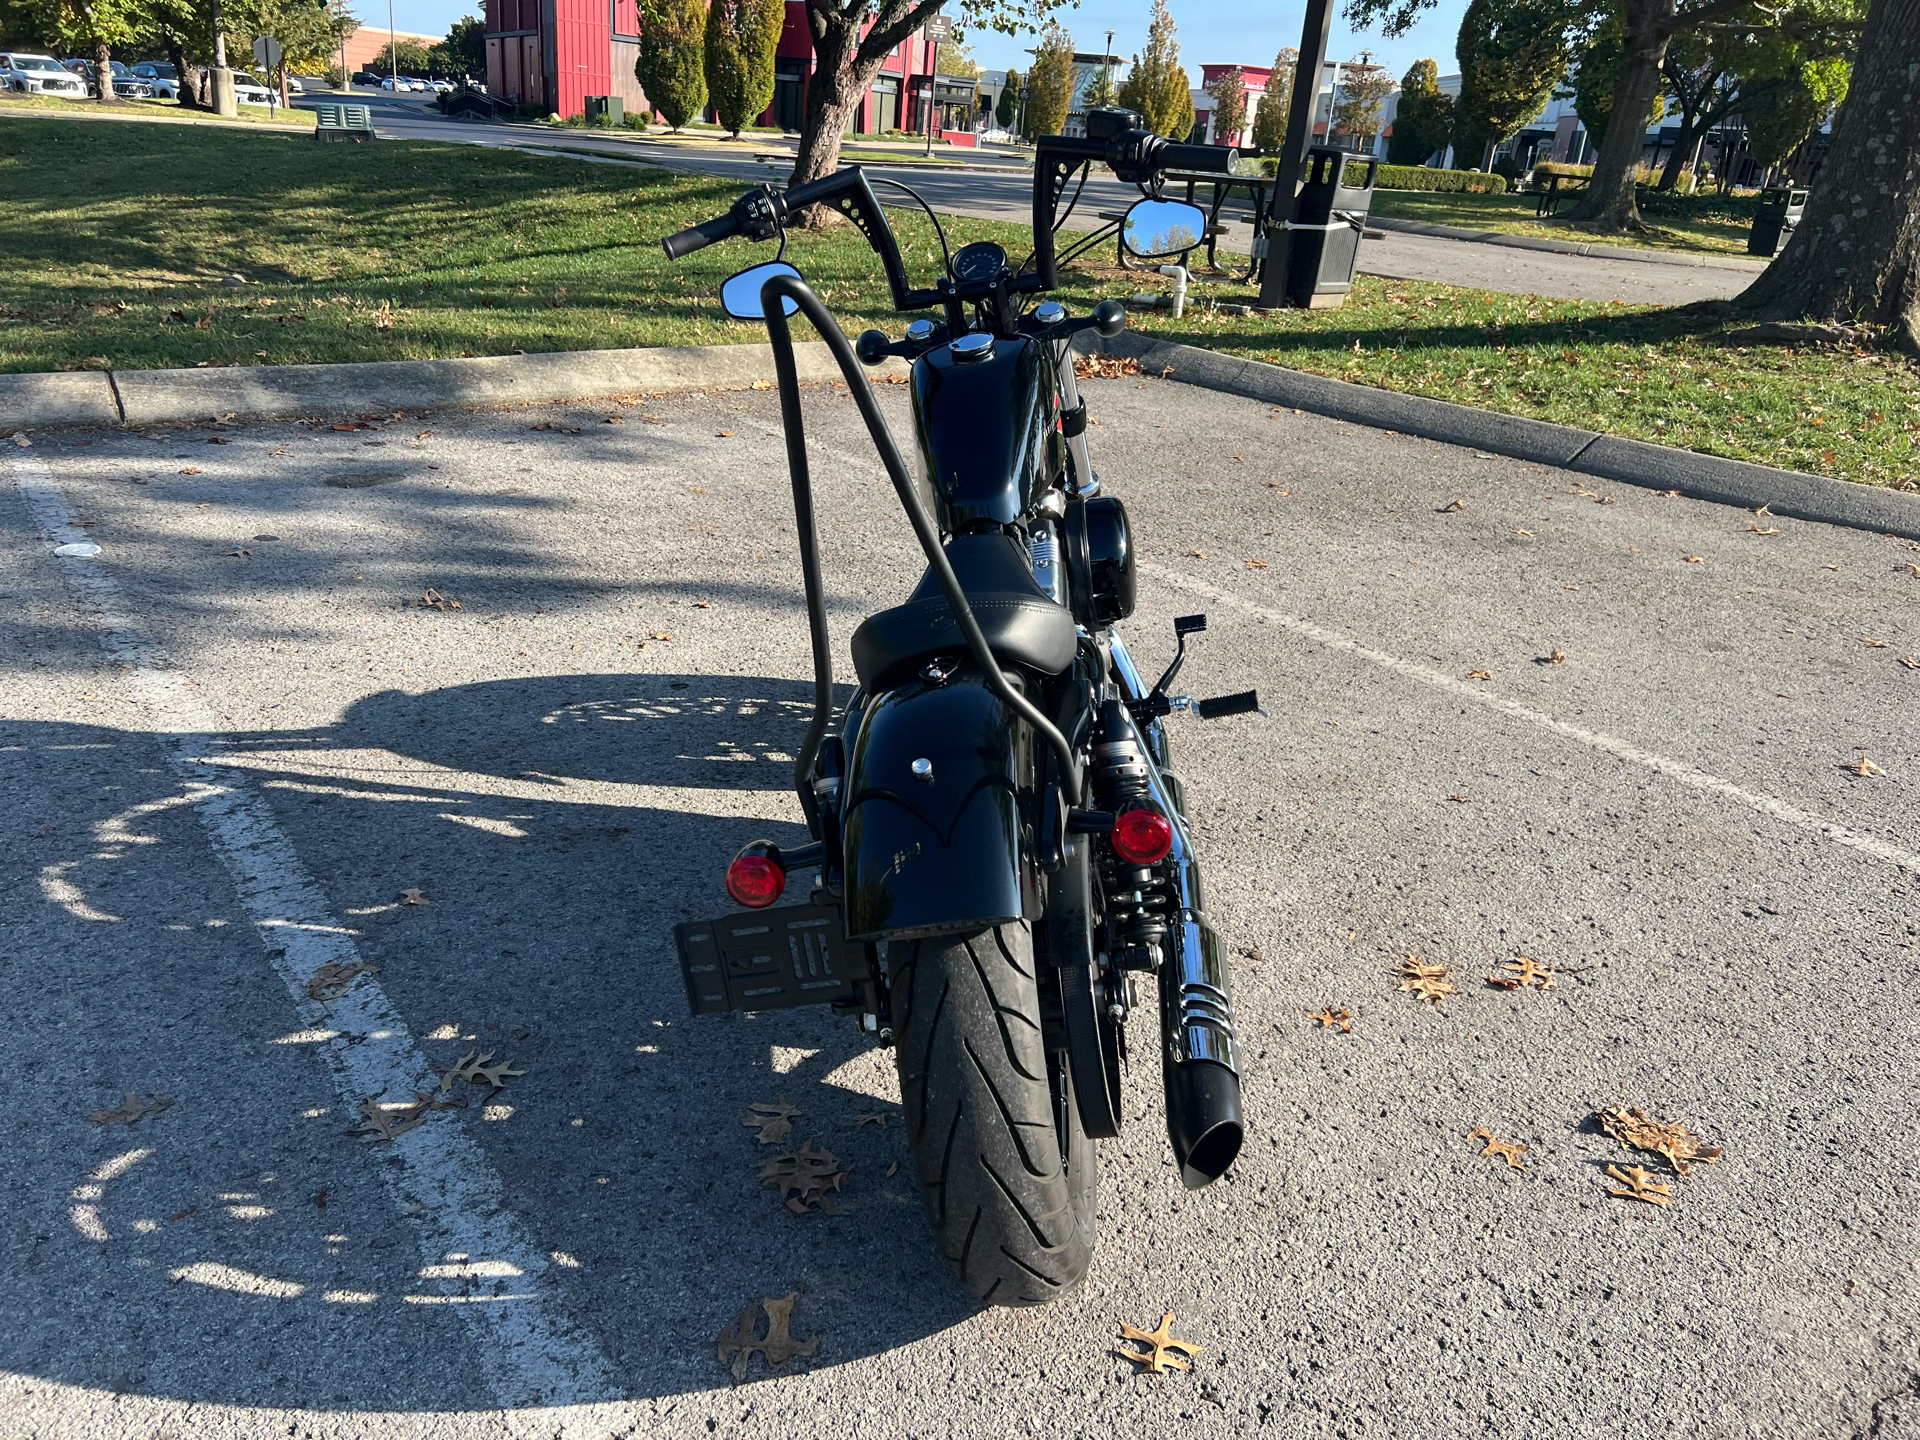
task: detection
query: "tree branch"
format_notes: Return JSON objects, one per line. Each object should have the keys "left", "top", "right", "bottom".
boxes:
{"left": 856, "top": 0, "right": 947, "bottom": 64}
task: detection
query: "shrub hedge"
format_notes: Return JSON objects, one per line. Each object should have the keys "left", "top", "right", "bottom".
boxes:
{"left": 1372, "top": 163, "right": 1508, "bottom": 194}
{"left": 1254, "top": 158, "right": 1508, "bottom": 193}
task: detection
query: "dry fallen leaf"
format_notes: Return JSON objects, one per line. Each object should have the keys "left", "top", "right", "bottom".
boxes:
{"left": 1441, "top": 498, "right": 1466, "bottom": 512}
{"left": 760, "top": 1141, "right": 851, "bottom": 1214}
{"left": 400, "top": 888, "right": 428, "bottom": 905}
{"left": 439, "top": 1051, "right": 528, "bottom": 1094}
{"left": 717, "top": 430, "right": 735, "bottom": 438}
{"left": 1467, "top": 1127, "right": 1529, "bottom": 1171}
{"left": 1466, "top": 669, "right": 1494, "bottom": 681}
{"left": 169, "top": 1206, "right": 197, "bottom": 1221}
{"left": 1117, "top": 1312, "right": 1203, "bottom": 1375}
{"left": 1748, "top": 523, "right": 1781, "bottom": 535}
{"left": 1543, "top": 650, "right": 1567, "bottom": 665}
{"left": 1862, "top": 638, "right": 1889, "bottom": 648}
{"left": 1899, "top": 658, "right": 1919, "bottom": 670}
{"left": 1306, "top": 1006, "right": 1352, "bottom": 1033}
{"left": 88, "top": 1092, "right": 174, "bottom": 1126}
{"left": 694, "top": 600, "right": 712, "bottom": 608}
{"left": 648, "top": 631, "right": 674, "bottom": 642}
{"left": 306, "top": 960, "right": 380, "bottom": 1000}
{"left": 1849, "top": 755, "right": 1884, "bottom": 777}
{"left": 1604, "top": 1162, "right": 1673, "bottom": 1207}
{"left": 417, "top": 588, "right": 463, "bottom": 611}
{"left": 1393, "top": 955, "right": 1455, "bottom": 1005}
{"left": 1512, "top": 528, "right": 1534, "bottom": 537}
{"left": 1187, "top": 549, "right": 1210, "bottom": 559}
{"left": 1685, "top": 555, "right": 1703, "bottom": 564}
{"left": 348, "top": 1094, "right": 428, "bottom": 1143}
{"left": 716, "top": 1291, "right": 819, "bottom": 1382}
{"left": 1594, "top": 1105, "right": 1723, "bottom": 1176}
{"left": 1485, "top": 955, "right": 1556, "bottom": 991}
{"left": 312, "top": 1187, "right": 329, "bottom": 1209}
{"left": 1446, "top": 794, "right": 1470, "bottom": 803}
{"left": 852, "top": 1110, "right": 898, "bottom": 1130}
{"left": 743, "top": 1099, "right": 801, "bottom": 1146}
{"left": 1245, "top": 559, "right": 1269, "bottom": 569}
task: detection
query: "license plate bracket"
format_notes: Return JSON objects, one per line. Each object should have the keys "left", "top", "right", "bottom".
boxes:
{"left": 674, "top": 902, "right": 873, "bottom": 1016}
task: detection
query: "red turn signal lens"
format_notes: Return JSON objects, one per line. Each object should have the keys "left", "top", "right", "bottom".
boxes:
{"left": 725, "top": 851, "right": 786, "bottom": 908}
{"left": 1110, "top": 808, "right": 1173, "bottom": 865}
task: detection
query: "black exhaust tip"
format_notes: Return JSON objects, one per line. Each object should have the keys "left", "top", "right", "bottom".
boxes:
{"left": 1165, "top": 1057, "right": 1243, "bottom": 1189}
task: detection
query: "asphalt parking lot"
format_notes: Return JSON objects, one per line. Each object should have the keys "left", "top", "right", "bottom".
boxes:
{"left": 4, "top": 374, "right": 1917, "bottom": 1439}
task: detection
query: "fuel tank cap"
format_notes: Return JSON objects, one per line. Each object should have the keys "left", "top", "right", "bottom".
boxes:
{"left": 950, "top": 332, "right": 995, "bottom": 364}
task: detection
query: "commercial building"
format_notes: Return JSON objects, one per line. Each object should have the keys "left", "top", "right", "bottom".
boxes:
{"left": 483, "top": 0, "right": 977, "bottom": 135}
{"left": 340, "top": 24, "right": 443, "bottom": 75}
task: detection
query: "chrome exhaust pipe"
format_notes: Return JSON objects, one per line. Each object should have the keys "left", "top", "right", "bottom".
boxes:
{"left": 1102, "top": 645, "right": 1246, "bottom": 1188}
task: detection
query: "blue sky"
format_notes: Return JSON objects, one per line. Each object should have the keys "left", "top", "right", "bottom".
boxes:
{"left": 381, "top": 0, "right": 1476, "bottom": 83}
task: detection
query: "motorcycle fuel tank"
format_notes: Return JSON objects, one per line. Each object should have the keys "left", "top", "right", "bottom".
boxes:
{"left": 911, "top": 334, "right": 1065, "bottom": 530}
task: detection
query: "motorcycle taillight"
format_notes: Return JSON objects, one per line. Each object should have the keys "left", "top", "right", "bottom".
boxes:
{"left": 725, "top": 846, "right": 786, "bottom": 908}
{"left": 1110, "top": 808, "right": 1173, "bottom": 865}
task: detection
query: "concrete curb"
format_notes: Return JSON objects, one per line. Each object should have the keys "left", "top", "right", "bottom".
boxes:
{"left": 0, "top": 371, "right": 122, "bottom": 429}
{"left": 2, "top": 342, "right": 903, "bottom": 430}
{"left": 1367, "top": 215, "right": 1769, "bottom": 274}
{"left": 1079, "top": 330, "right": 1920, "bottom": 542}
{"left": 8, "top": 336, "right": 1914, "bottom": 543}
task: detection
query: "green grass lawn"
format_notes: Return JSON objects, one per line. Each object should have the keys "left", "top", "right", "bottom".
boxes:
{"left": 1369, "top": 188, "right": 1755, "bottom": 257}
{"left": 0, "top": 91, "right": 313, "bottom": 127}
{"left": 2, "top": 114, "right": 1913, "bottom": 489}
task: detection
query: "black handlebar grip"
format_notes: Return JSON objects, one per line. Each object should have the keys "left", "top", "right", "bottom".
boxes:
{"left": 1157, "top": 142, "right": 1240, "bottom": 174}
{"left": 661, "top": 212, "right": 741, "bottom": 260}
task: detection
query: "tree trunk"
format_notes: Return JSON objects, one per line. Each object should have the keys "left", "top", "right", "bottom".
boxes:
{"left": 1658, "top": 111, "right": 1698, "bottom": 191}
{"left": 1568, "top": 0, "right": 1672, "bottom": 229}
{"left": 168, "top": 41, "right": 204, "bottom": 109}
{"left": 1735, "top": 0, "right": 1920, "bottom": 350}
{"left": 789, "top": 12, "right": 883, "bottom": 219}
{"left": 93, "top": 41, "right": 118, "bottom": 103}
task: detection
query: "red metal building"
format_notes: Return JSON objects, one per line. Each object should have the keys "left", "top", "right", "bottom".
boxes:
{"left": 486, "top": 0, "right": 972, "bottom": 135}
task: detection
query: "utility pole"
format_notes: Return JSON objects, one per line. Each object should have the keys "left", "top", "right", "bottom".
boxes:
{"left": 388, "top": 0, "right": 399, "bottom": 91}
{"left": 208, "top": 0, "right": 237, "bottom": 115}
{"left": 1103, "top": 28, "right": 1114, "bottom": 106}
{"left": 1255, "top": 0, "right": 1334, "bottom": 306}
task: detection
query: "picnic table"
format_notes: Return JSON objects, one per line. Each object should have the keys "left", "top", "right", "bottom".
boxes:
{"left": 1535, "top": 172, "right": 1590, "bottom": 217}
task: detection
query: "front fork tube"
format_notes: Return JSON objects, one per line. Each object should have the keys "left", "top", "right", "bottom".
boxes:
{"left": 1052, "top": 337, "right": 1096, "bottom": 496}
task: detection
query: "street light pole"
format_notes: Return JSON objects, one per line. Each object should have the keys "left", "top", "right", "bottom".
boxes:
{"left": 1256, "top": 0, "right": 1334, "bottom": 307}
{"left": 1103, "top": 28, "right": 1113, "bottom": 106}
{"left": 388, "top": 0, "right": 398, "bottom": 91}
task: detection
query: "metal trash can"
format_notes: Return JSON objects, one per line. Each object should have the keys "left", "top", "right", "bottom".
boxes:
{"left": 584, "top": 94, "right": 623, "bottom": 127}
{"left": 1286, "top": 146, "right": 1379, "bottom": 309}
{"left": 1749, "top": 186, "right": 1806, "bottom": 257}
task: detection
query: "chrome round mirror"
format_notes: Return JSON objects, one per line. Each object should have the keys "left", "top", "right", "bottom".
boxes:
{"left": 1121, "top": 199, "right": 1206, "bottom": 260}
{"left": 720, "top": 261, "right": 803, "bottom": 320}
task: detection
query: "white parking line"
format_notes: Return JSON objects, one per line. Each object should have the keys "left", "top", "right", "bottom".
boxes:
{"left": 1144, "top": 561, "right": 1920, "bottom": 875}
{"left": 9, "top": 453, "right": 618, "bottom": 1411}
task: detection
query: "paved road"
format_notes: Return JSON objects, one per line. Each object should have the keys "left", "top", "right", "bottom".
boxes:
{"left": 5, "top": 376, "right": 1917, "bottom": 1439}
{"left": 325, "top": 93, "right": 1755, "bottom": 307}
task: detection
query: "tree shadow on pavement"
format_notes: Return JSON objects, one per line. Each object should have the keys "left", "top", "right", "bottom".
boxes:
{"left": 0, "top": 674, "right": 979, "bottom": 1415}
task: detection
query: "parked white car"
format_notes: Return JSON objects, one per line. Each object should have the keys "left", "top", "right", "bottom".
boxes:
{"left": 0, "top": 51, "right": 87, "bottom": 98}
{"left": 233, "top": 76, "right": 275, "bottom": 107}
{"left": 130, "top": 59, "right": 180, "bottom": 97}
{"left": 428, "top": 78, "right": 453, "bottom": 93}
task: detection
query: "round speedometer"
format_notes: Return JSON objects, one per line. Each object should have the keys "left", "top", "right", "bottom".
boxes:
{"left": 951, "top": 241, "right": 1010, "bottom": 284}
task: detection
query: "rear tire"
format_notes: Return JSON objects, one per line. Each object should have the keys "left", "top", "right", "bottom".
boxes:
{"left": 891, "top": 922, "right": 1096, "bottom": 1305}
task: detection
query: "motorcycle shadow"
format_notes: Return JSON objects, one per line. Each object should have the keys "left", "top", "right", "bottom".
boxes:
{"left": 3, "top": 678, "right": 984, "bottom": 1414}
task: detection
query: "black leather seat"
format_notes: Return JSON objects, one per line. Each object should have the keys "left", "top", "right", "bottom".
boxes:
{"left": 850, "top": 532, "right": 1078, "bottom": 690}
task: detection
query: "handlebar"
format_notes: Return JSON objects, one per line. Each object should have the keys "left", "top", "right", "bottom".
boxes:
{"left": 661, "top": 211, "right": 741, "bottom": 259}
{"left": 663, "top": 125, "right": 1240, "bottom": 301}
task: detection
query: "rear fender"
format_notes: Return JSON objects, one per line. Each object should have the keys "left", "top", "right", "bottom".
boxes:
{"left": 841, "top": 670, "right": 1039, "bottom": 942}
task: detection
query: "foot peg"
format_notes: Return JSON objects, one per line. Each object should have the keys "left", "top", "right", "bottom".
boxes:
{"left": 1194, "top": 690, "right": 1263, "bottom": 719}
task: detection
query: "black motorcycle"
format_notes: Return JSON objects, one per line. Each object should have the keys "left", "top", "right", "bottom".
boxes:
{"left": 664, "top": 109, "right": 1258, "bottom": 1307}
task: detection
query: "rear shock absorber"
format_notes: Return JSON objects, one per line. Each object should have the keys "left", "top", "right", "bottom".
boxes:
{"left": 1091, "top": 698, "right": 1174, "bottom": 978}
